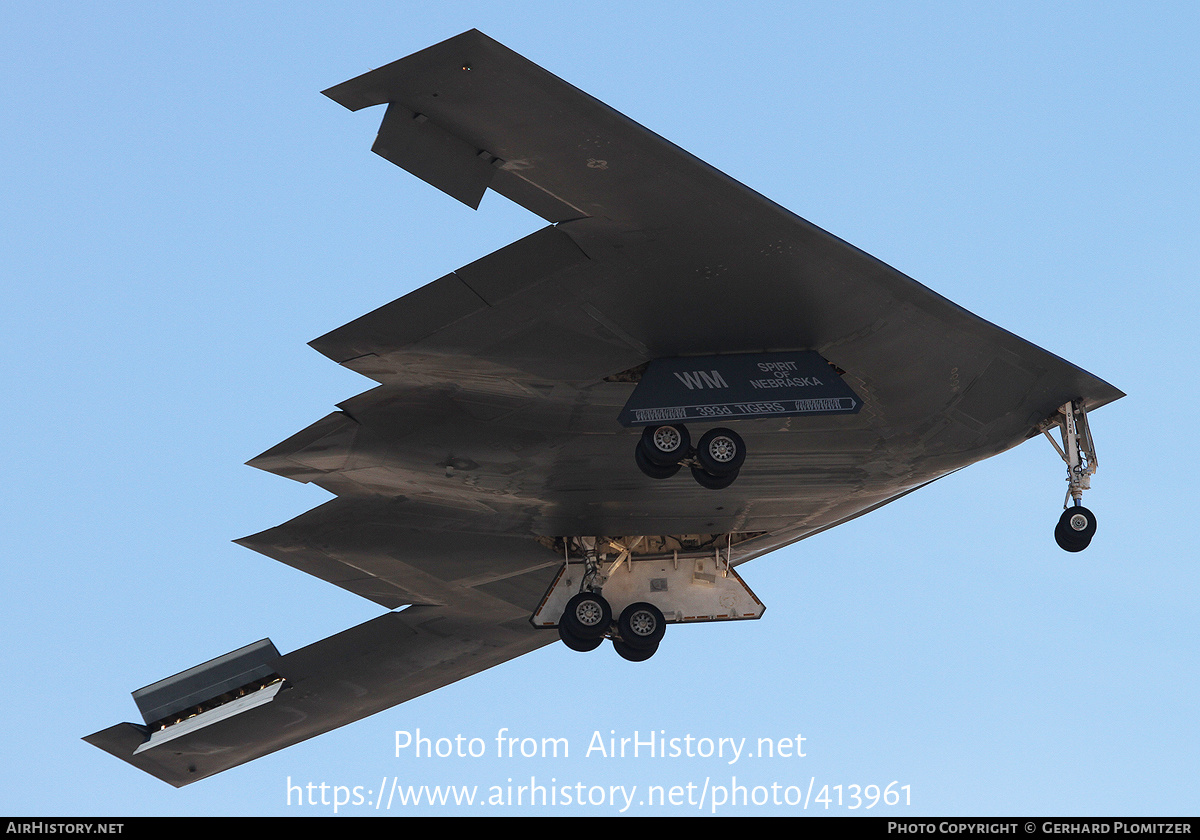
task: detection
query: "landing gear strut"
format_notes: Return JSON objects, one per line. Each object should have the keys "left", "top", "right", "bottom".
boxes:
{"left": 1043, "top": 400, "right": 1101, "bottom": 552}
{"left": 635, "top": 424, "right": 745, "bottom": 489}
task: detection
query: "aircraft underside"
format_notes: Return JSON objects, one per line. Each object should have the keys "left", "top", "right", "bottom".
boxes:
{"left": 84, "top": 29, "right": 1120, "bottom": 787}
{"left": 535, "top": 395, "right": 1102, "bottom": 663}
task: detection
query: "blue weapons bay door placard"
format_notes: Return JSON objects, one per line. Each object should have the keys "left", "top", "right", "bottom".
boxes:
{"left": 618, "top": 351, "right": 861, "bottom": 427}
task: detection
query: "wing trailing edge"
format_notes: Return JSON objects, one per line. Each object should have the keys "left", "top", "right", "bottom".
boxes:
{"left": 87, "top": 29, "right": 1125, "bottom": 790}
{"left": 85, "top": 601, "right": 555, "bottom": 787}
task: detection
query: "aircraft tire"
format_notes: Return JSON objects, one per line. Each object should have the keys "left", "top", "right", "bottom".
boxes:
{"left": 641, "top": 424, "right": 690, "bottom": 466}
{"left": 635, "top": 441, "right": 681, "bottom": 479}
{"left": 558, "top": 621, "right": 604, "bottom": 652}
{"left": 618, "top": 602, "right": 666, "bottom": 650}
{"left": 696, "top": 428, "right": 745, "bottom": 476}
{"left": 562, "top": 592, "right": 612, "bottom": 640}
{"left": 1055, "top": 523, "right": 1089, "bottom": 552}
{"left": 1059, "top": 506, "right": 1097, "bottom": 540}
{"left": 691, "top": 465, "right": 739, "bottom": 490}
{"left": 1054, "top": 506, "right": 1096, "bottom": 552}
{"left": 613, "top": 638, "right": 657, "bottom": 662}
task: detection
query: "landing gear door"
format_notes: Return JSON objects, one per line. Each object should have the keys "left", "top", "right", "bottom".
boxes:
{"left": 530, "top": 558, "right": 766, "bottom": 629}
{"left": 617, "top": 351, "right": 861, "bottom": 427}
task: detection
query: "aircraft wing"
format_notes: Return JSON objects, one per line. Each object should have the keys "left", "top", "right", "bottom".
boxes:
{"left": 86, "top": 30, "right": 1122, "bottom": 786}
{"left": 85, "top": 522, "right": 558, "bottom": 787}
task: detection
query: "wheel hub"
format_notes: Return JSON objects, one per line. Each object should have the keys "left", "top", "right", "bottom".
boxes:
{"left": 629, "top": 610, "right": 656, "bottom": 636}
{"left": 653, "top": 426, "right": 682, "bottom": 453}
{"left": 707, "top": 436, "right": 736, "bottom": 462}
{"left": 575, "top": 601, "right": 604, "bottom": 627}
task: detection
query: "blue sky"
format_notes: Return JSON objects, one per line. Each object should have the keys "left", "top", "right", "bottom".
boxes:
{"left": 2, "top": 1, "right": 1197, "bottom": 816}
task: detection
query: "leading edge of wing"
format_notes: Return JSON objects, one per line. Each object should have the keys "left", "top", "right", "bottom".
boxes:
{"left": 320, "top": 28, "right": 808, "bottom": 227}
{"left": 319, "top": 30, "right": 1123, "bottom": 413}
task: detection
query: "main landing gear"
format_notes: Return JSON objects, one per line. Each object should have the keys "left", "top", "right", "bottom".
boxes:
{"left": 533, "top": 537, "right": 766, "bottom": 661}
{"left": 1043, "top": 400, "right": 1101, "bottom": 552}
{"left": 635, "top": 424, "right": 746, "bottom": 490}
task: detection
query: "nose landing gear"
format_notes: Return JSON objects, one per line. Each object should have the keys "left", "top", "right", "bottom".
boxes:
{"left": 1043, "top": 400, "right": 1102, "bottom": 552}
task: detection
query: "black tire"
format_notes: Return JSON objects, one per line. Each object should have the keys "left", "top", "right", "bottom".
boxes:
{"left": 618, "top": 602, "right": 666, "bottom": 650}
{"left": 691, "top": 465, "right": 739, "bottom": 490}
{"left": 612, "top": 638, "right": 658, "bottom": 662}
{"left": 1055, "top": 522, "right": 1089, "bottom": 552}
{"left": 1054, "top": 506, "right": 1096, "bottom": 552}
{"left": 640, "top": 424, "right": 690, "bottom": 466}
{"left": 1058, "top": 506, "right": 1097, "bottom": 540}
{"left": 635, "top": 441, "right": 681, "bottom": 479}
{"left": 696, "top": 428, "right": 745, "bottom": 476}
{"left": 558, "top": 621, "right": 603, "bottom": 652}
{"left": 561, "top": 592, "right": 611, "bottom": 639}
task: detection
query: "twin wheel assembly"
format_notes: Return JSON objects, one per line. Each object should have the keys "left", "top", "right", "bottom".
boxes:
{"left": 635, "top": 424, "right": 746, "bottom": 489}
{"left": 558, "top": 593, "right": 666, "bottom": 662}
{"left": 533, "top": 541, "right": 766, "bottom": 661}
{"left": 1054, "top": 505, "right": 1097, "bottom": 553}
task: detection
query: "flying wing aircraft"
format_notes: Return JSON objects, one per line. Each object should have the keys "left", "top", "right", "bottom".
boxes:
{"left": 85, "top": 29, "right": 1122, "bottom": 787}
